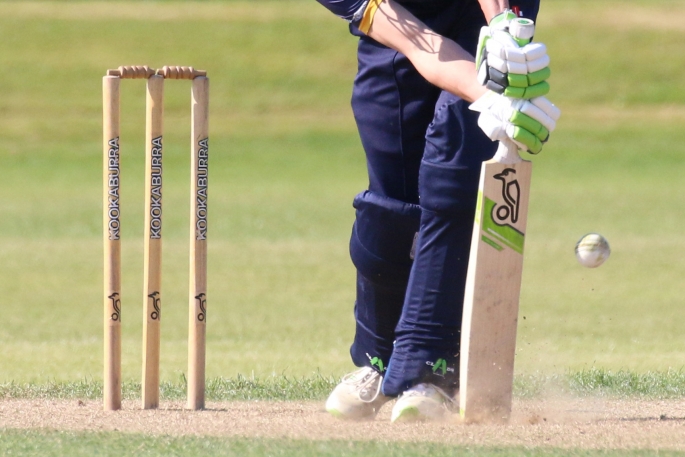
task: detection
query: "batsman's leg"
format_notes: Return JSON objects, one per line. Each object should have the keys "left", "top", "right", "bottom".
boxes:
{"left": 384, "top": 93, "right": 496, "bottom": 421}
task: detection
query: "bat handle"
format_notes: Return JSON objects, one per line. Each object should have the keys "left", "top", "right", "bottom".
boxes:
{"left": 493, "top": 139, "right": 522, "bottom": 164}
{"left": 509, "top": 18, "right": 535, "bottom": 45}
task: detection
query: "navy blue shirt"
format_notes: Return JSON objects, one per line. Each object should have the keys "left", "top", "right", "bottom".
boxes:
{"left": 316, "top": 0, "right": 370, "bottom": 22}
{"left": 317, "top": 0, "right": 475, "bottom": 22}
{"left": 316, "top": 1, "right": 540, "bottom": 32}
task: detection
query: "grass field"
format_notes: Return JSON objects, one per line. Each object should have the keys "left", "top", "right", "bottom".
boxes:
{"left": 1, "top": 0, "right": 685, "bottom": 455}
{"left": 4, "top": 430, "right": 685, "bottom": 457}
{"left": 5, "top": 430, "right": 685, "bottom": 457}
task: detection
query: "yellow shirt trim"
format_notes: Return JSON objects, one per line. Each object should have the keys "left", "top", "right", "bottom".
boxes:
{"left": 359, "top": 0, "right": 383, "bottom": 34}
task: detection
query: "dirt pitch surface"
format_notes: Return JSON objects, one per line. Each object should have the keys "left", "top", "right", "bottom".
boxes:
{"left": 2, "top": 398, "right": 685, "bottom": 449}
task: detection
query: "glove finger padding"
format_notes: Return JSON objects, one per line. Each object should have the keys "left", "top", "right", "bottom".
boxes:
{"left": 476, "top": 18, "right": 552, "bottom": 99}
{"left": 471, "top": 92, "right": 561, "bottom": 155}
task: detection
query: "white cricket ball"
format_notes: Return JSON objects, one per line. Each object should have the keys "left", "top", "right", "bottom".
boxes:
{"left": 575, "top": 233, "right": 610, "bottom": 268}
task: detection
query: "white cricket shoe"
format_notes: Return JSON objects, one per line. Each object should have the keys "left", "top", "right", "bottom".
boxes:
{"left": 325, "top": 367, "right": 391, "bottom": 420}
{"left": 390, "top": 383, "right": 454, "bottom": 422}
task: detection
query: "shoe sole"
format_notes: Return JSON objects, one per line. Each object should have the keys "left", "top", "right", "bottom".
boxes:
{"left": 391, "top": 405, "right": 422, "bottom": 423}
{"left": 391, "top": 400, "right": 449, "bottom": 423}
{"left": 327, "top": 408, "right": 344, "bottom": 418}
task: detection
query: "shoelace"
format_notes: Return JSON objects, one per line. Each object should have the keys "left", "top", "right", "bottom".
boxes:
{"left": 342, "top": 368, "right": 383, "bottom": 403}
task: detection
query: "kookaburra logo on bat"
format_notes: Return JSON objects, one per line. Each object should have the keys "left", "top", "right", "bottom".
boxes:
{"left": 493, "top": 168, "right": 520, "bottom": 225}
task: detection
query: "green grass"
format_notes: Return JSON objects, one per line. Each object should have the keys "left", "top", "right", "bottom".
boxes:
{"left": 0, "top": 0, "right": 367, "bottom": 382}
{"left": 0, "top": 0, "right": 684, "bottom": 392}
{"left": 0, "top": 374, "right": 337, "bottom": 401}
{"left": 1, "top": 2, "right": 685, "bottom": 455}
{"left": 568, "top": 368, "right": 685, "bottom": 399}
{"left": 3, "top": 369, "right": 685, "bottom": 401}
{"left": 515, "top": 368, "right": 685, "bottom": 399}
{"left": 1, "top": 431, "right": 684, "bottom": 457}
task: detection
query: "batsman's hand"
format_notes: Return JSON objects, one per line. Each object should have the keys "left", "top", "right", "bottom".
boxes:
{"left": 470, "top": 91, "right": 561, "bottom": 154}
{"left": 475, "top": 11, "right": 551, "bottom": 99}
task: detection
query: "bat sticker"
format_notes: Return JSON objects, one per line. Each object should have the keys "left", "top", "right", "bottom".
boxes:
{"left": 493, "top": 168, "right": 520, "bottom": 224}
{"left": 476, "top": 168, "right": 527, "bottom": 255}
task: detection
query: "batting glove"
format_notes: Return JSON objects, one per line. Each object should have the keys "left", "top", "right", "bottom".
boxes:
{"left": 470, "top": 91, "right": 561, "bottom": 154}
{"left": 475, "top": 12, "right": 551, "bottom": 99}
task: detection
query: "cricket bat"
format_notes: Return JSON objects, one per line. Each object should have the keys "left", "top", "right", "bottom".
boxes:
{"left": 459, "top": 16, "right": 538, "bottom": 424}
{"left": 459, "top": 138, "right": 531, "bottom": 423}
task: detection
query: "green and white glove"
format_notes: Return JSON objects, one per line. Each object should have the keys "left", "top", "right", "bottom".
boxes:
{"left": 470, "top": 91, "right": 561, "bottom": 155}
{"left": 475, "top": 11, "right": 551, "bottom": 99}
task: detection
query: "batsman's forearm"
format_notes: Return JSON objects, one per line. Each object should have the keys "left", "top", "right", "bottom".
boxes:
{"left": 367, "top": 0, "right": 486, "bottom": 102}
{"left": 408, "top": 38, "right": 487, "bottom": 103}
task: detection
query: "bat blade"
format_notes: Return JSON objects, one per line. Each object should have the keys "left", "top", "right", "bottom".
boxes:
{"left": 460, "top": 143, "right": 532, "bottom": 424}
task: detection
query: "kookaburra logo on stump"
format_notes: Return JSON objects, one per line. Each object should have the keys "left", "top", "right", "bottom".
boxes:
{"left": 493, "top": 168, "right": 520, "bottom": 225}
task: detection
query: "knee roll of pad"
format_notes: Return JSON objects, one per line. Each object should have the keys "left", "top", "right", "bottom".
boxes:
{"left": 349, "top": 191, "right": 421, "bottom": 287}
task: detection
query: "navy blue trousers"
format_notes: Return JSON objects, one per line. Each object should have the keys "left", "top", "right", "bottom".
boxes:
{"left": 347, "top": 0, "right": 540, "bottom": 396}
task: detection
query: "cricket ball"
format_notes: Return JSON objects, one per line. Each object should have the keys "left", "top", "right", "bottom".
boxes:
{"left": 575, "top": 233, "right": 610, "bottom": 268}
